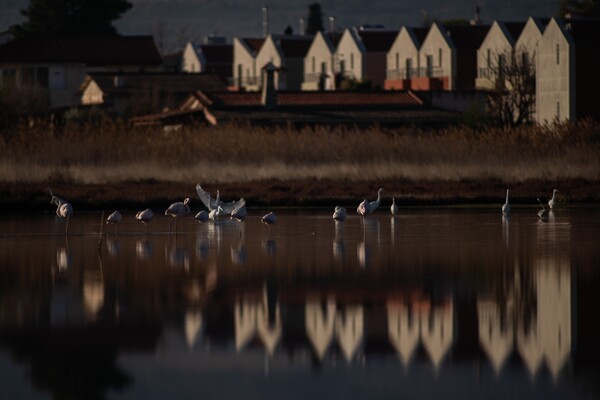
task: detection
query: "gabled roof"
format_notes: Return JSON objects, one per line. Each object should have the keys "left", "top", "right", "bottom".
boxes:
{"left": 276, "top": 36, "right": 314, "bottom": 58}
{"left": 0, "top": 36, "right": 162, "bottom": 66}
{"left": 444, "top": 24, "right": 491, "bottom": 49}
{"left": 356, "top": 30, "right": 398, "bottom": 52}
{"left": 239, "top": 37, "right": 266, "bottom": 54}
{"left": 82, "top": 72, "right": 227, "bottom": 94}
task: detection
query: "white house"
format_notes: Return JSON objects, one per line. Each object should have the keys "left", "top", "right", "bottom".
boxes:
{"left": 254, "top": 34, "right": 313, "bottom": 90}
{"left": 385, "top": 26, "right": 428, "bottom": 90}
{"left": 476, "top": 21, "right": 525, "bottom": 89}
{"left": 537, "top": 17, "right": 600, "bottom": 123}
{"left": 301, "top": 31, "right": 342, "bottom": 91}
{"left": 231, "top": 37, "right": 265, "bottom": 91}
{"left": 417, "top": 22, "right": 489, "bottom": 90}
{"left": 335, "top": 27, "right": 397, "bottom": 88}
{"left": 181, "top": 41, "right": 232, "bottom": 84}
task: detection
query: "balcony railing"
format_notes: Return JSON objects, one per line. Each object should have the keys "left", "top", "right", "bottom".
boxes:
{"left": 416, "top": 67, "right": 444, "bottom": 78}
{"left": 228, "top": 76, "right": 262, "bottom": 87}
{"left": 386, "top": 68, "right": 418, "bottom": 80}
{"left": 304, "top": 72, "right": 328, "bottom": 83}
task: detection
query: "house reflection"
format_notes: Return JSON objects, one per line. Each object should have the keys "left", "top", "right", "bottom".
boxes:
{"left": 387, "top": 296, "right": 454, "bottom": 369}
{"left": 478, "top": 218, "right": 572, "bottom": 379}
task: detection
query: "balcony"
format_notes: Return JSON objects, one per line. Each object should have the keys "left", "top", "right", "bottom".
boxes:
{"left": 228, "top": 76, "right": 262, "bottom": 90}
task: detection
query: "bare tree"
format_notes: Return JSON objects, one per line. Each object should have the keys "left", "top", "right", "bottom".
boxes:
{"left": 485, "top": 47, "right": 536, "bottom": 127}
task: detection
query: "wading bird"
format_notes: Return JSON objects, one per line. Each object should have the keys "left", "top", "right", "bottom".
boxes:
{"left": 357, "top": 188, "right": 383, "bottom": 216}
{"left": 106, "top": 211, "right": 122, "bottom": 234}
{"left": 165, "top": 198, "right": 191, "bottom": 233}
{"left": 390, "top": 198, "right": 398, "bottom": 215}
{"left": 48, "top": 188, "right": 73, "bottom": 234}
{"left": 196, "top": 184, "right": 245, "bottom": 214}
{"left": 230, "top": 204, "right": 248, "bottom": 236}
{"left": 548, "top": 189, "right": 559, "bottom": 210}
{"left": 261, "top": 212, "right": 277, "bottom": 235}
{"left": 537, "top": 198, "right": 549, "bottom": 221}
{"left": 502, "top": 189, "right": 510, "bottom": 215}
{"left": 136, "top": 208, "right": 154, "bottom": 234}
{"left": 194, "top": 210, "right": 209, "bottom": 223}
{"left": 333, "top": 206, "right": 347, "bottom": 222}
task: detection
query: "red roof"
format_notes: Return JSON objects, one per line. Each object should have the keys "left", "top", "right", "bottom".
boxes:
{"left": 205, "top": 90, "right": 423, "bottom": 107}
{"left": 0, "top": 36, "right": 162, "bottom": 66}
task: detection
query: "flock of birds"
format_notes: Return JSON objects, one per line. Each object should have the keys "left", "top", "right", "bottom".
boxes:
{"left": 48, "top": 185, "right": 560, "bottom": 235}
{"left": 502, "top": 188, "right": 560, "bottom": 220}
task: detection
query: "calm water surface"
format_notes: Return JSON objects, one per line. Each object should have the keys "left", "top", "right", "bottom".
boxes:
{"left": 0, "top": 208, "right": 599, "bottom": 399}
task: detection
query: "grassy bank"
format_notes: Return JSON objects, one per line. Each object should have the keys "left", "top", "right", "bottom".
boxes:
{"left": 1, "top": 120, "right": 599, "bottom": 184}
{"left": 0, "top": 120, "right": 599, "bottom": 209}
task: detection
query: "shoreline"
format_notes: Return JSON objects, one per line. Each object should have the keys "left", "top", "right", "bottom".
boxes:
{"left": 1, "top": 178, "right": 598, "bottom": 213}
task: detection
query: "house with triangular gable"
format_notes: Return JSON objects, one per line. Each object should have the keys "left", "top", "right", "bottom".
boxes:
{"left": 385, "top": 26, "right": 429, "bottom": 90}
{"left": 231, "top": 37, "right": 265, "bottom": 91}
{"left": 254, "top": 34, "right": 313, "bottom": 90}
{"left": 476, "top": 21, "right": 525, "bottom": 89}
{"left": 537, "top": 17, "right": 600, "bottom": 123}
{"left": 416, "top": 22, "right": 490, "bottom": 90}
{"left": 335, "top": 26, "right": 397, "bottom": 88}
{"left": 181, "top": 39, "right": 232, "bottom": 84}
{"left": 301, "top": 30, "right": 342, "bottom": 91}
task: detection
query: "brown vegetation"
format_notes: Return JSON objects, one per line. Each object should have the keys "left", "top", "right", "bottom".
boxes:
{"left": 1, "top": 119, "right": 599, "bottom": 209}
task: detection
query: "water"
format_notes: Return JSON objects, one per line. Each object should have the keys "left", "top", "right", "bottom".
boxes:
{"left": 0, "top": 208, "right": 599, "bottom": 399}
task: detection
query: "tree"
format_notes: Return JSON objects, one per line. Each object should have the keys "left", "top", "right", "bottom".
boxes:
{"left": 305, "top": 3, "right": 324, "bottom": 35}
{"left": 559, "top": 0, "right": 600, "bottom": 17}
{"left": 485, "top": 47, "right": 536, "bottom": 127}
{"left": 10, "top": 0, "right": 132, "bottom": 38}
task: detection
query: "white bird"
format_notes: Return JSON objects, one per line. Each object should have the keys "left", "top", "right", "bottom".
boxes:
{"left": 196, "top": 184, "right": 245, "bottom": 214}
{"left": 194, "top": 210, "right": 209, "bottom": 223}
{"left": 165, "top": 197, "right": 191, "bottom": 233}
{"left": 230, "top": 204, "right": 248, "bottom": 236}
{"left": 49, "top": 188, "right": 73, "bottom": 234}
{"left": 390, "top": 197, "right": 398, "bottom": 215}
{"left": 136, "top": 208, "right": 154, "bottom": 234}
{"left": 333, "top": 206, "right": 347, "bottom": 222}
{"left": 548, "top": 189, "right": 559, "bottom": 210}
{"left": 502, "top": 189, "right": 510, "bottom": 215}
{"left": 261, "top": 212, "right": 277, "bottom": 235}
{"left": 106, "top": 211, "right": 122, "bottom": 234}
{"left": 357, "top": 199, "right": 371, "bottom": 216}
{"left": 209, "top": 205, "right": 225, "bottom": 221}
{"left": 537, "top": 198, "right": 549, "bottom": 221}
{"left": 357, "top": 188, "right": 383, "bottom": 216}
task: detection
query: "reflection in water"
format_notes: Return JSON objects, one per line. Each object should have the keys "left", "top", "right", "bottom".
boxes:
{"left": 479, "top": 216, "right": 572, "bottom": 379}
{"left": 235, "top": 284, "right": 281, "bottom": 356}
{"left": 135, "top": 239, "right": 153, "bottom": 261}
{"left": 106, "top": 236, "right": 120, "bottom": 257}
{"left": 0, "top": 210, "right": 596, "bottom": 399}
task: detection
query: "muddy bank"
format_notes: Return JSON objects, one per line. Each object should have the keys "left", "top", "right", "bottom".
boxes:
{"left": 1, "top": 178, "right": 598, "bottom": 213}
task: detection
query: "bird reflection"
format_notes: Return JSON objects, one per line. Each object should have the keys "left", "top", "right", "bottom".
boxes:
{"left": 166, "top": 238, "right": 190, "bottom": 271}
{"left": 231, "top": 242, "right": 247, "bottom": 266}
{"left": 184, "top": 310, "right": 204, "bottom": 350}
{"left": 106, "top": 236, "right": 120, "bottom": 257}
{"left": 502, "top": 215, "right": 510, "bottom": 248}
{"left": 333, "top": 237, "right": 345, "bottom": 262}
{"left": 357, "top": 241, "right": 369, "bottom": 269}
{"left": 262, "top": 238, "right": 277, "bottom": 257}
{"left": 195, "top": 234, "right": 209, "bottom": 262}
{"left": 135, "top": 239, "right": 153, "bottom": 261}
{"left": 56, "top": 245, "right": 71, "bottom": 274}
{"left": 83, "top": 269, "right": 104, "bottom": 321}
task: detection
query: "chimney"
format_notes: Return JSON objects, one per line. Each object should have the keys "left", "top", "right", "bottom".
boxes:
{"left": 261, "top": 62, "right": 277, "bottom": 109}
{"left": 262, "top": 6, "right": 269, "bottom": 38}
{"left": 329, "top": 16, "right": 336, "bottom": 33}
{"left": 299, "top": 18, "right": 305, "bottom": 35}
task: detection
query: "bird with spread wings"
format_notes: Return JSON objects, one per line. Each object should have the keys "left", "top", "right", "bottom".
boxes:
{"left": 196, "top": 184, "right": 245, "bottom": 214}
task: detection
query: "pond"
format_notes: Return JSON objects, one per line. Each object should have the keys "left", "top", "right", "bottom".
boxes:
{"left": 0, "top": 207, "right": 599, "bottom": 399}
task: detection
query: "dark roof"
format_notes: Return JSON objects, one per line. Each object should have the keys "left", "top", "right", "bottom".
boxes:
{"left": 204, "top": 90, "right": 423, "bottom": 107}
{"left": 410, "top": 27, "right": 430, "bottom": 46}
{"left": 356, "top": 30, "right": 398, "bottom": 52}
{"left": 162, "top": 51, "right": 182, "bottom": 71}
{"left": 0, "top": 36, "right": 162, "bottom": 66}
{"left": 324, "top": 31, "right": 344, "bottom": 49}
{"left": 83, "top": 72, "right": 227, "bottom": 94}
{"left": 562, "top": 18, "right": 600, "bottom": 44}
{"left": 444, "top": 24, "right": 491, "bottom": 49}
{"left": 199, "top": 44, "right": 233, "bottom": 64}
{"left": 277, "top": 36, "right": 314, "bottom": 58}
{"left": 240, "top": 38, "right": 265, "bottom": 53}
{"left": 503, "top": 22, "right": 526, "bottom": 42}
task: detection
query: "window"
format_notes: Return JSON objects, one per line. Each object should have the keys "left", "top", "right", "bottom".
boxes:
{"left": 487, "top": 49, "right": 491, "bottom": 67}
{"left": 321, "top": 62, "right": 326, "bottom": 74}
{"left": 522, "top": 51, "right": 529, "bottom": 68}
{"left": 556, "top": 44, "right": 560, "bottom": 65}
{"left": 438, "top": 48, "right": 442, "bottom": 67}
{"left": 426, "top": 55, "right": 433, "bottom": 77}
{"left": 36, "top": 67, "right": 49, "bottom": 88}
{"left": 312, "top": 56, "right": 315, "bottom": 73}
{"left": 406, "top": 58, "right": 412, "bottom": 78}
{"left": 350, "top": 53, "right": 354, "bottom": 69}
{"left": 395, "top": 53, "right": 399, "bottom": 70}
{"left": 21, "top": 67, "right": 35, "bottom": 86}
{"left": 557, "top": 101, "right": 560, "bottom": 120}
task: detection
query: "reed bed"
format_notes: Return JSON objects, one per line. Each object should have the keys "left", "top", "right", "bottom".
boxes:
{"left": 1, "top": 119, "right": 599, "bottom": 184}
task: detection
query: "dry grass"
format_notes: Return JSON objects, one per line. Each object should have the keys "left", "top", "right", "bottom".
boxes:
{"left": 1, "top": 120, "right": 599, "bottom": 184}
